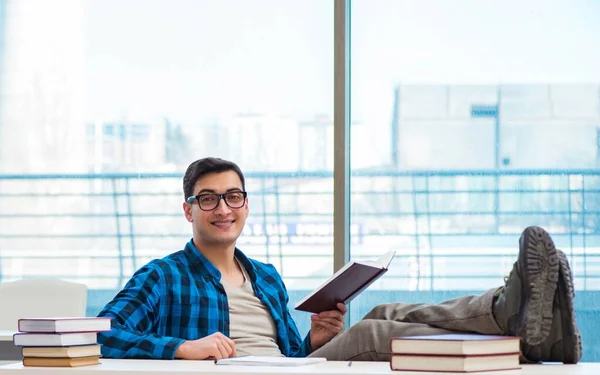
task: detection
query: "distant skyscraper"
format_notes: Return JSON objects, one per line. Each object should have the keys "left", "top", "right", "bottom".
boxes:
{"left": 391, "top": 83, "right": 600, "bottom": 170}
{"left": 0, "top": 0, "right": 86, "bottom": 173}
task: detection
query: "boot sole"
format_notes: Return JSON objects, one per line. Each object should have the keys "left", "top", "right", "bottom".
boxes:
{"left": 557, "top": 250, "right": 582, "bottom": 364}
{"left": 519, "top": 226, "right": 559, "bottom": 346}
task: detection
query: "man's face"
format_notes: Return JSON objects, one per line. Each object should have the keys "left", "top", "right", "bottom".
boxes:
{"left": 184, "top": 170, "right": 249, "bottom": 248}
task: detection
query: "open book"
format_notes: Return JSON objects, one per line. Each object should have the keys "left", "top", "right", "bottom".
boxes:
{"left": 215, "top": 356, "right": 326, "bottom": 366}
{"left": 295, "top": 250, "right": 395, "bottom": 313}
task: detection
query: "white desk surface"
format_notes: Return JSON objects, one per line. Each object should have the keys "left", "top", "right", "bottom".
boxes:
{"left": 0, "top": 331, "right": 15, "bottom": 342}
{"left": 0, "top": 359, "right": 598, "bottom": 375}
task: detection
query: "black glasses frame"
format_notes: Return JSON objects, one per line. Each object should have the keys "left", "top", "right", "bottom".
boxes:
{"left": 186, "top": 191, "right": 248, "bottom": 211}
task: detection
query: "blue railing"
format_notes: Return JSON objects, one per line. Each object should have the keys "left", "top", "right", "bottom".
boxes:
{"left": 1, "top": 169, "right": 599, "bottom": 361}
{"left": 0, "top": 169, "right": 598, "bottom": 290}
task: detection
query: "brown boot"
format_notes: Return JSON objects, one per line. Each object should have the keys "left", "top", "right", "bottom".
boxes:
{"left": 493, "top": 226, "right": 559, "bottom": 346}
{"left": 521, "top": 250, "right": 582, "bottom": 364}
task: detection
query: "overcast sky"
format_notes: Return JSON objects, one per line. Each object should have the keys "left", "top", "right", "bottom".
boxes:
{"left": 82, "top": 0, "right": 600, "bottom": 124}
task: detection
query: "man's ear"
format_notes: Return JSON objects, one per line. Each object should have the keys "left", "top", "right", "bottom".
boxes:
{"left": 183, "top": 202, "right": 193, "bottom": 223}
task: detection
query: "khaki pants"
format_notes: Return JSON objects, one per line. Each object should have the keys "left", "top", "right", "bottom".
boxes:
{"left": 308, "top": 288, "right": 503, "bottom": 361}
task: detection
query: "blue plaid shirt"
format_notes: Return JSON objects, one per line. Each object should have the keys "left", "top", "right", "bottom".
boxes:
{"left": 97, "top": 240, "right": 312, "bottom": 359}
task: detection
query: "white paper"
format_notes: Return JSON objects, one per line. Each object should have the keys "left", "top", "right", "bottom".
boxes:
{"left": 215, "top": 356, "right": 327, "bottom": 367}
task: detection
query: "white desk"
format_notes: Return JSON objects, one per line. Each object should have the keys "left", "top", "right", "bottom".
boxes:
{"left": 0, "top": 331, "right": 15, "bottom": 342}
{"left": 0, "top": 332, "right": 19, "bottom": 361}
{"left": 0, "top": 359, "right": 599, "bottom": 375}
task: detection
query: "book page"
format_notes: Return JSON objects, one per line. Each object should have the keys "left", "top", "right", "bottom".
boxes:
{"left": 376, "top": 249, "right": 396, "bottom": 268}
{"left": 347, "top": 250, "right": 396, "bottom": 268}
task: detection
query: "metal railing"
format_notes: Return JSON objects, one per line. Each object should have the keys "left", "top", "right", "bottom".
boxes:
{"left": 0, "top": 169, "right": 598, "bottom": 291}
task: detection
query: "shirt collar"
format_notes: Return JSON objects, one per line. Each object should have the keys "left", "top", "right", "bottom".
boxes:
{"left": 233, "top": 248, "right": 258, "bottom": 283}
{"left": 184, "top": 239, "right": 258, "bottom": 283}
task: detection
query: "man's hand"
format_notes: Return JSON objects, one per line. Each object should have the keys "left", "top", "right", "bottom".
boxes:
{"left": 174, "top": 332, "right": 236, "bottom": 360}
{"left": 309, "top": 302, "right": 347, "bottom": 351}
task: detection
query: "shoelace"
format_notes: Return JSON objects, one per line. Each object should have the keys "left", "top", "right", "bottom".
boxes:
{"left": 493, "top": 275, "right": 510, "bottom": 298}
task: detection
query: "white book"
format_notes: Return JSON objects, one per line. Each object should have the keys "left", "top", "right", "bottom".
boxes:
{"left": 215, "top": 356, "right": 327, "bottom": 367}
{"left": 18, "top": 317, "right": 111, "bottom": 333}
{"left": 13, "top": 332, "right": 98, "bottom": 347}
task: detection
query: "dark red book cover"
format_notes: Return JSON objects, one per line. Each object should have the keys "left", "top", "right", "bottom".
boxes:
{"left": 294, "top": 251, "right": 395, "bottom": 313}
{"left": 390, "top": 352, "right": 521, "bottom": 373}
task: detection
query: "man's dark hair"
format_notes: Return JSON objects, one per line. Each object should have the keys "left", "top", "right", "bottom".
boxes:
{"left": 183, "top": 157, "right": 246, "bottom": 199}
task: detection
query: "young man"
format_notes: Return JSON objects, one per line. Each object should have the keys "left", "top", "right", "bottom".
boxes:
{"left": 97, "top": 157, "right": 582, "bottom": 363}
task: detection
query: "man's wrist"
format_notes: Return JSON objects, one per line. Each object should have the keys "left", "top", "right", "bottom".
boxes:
{"left": 309, "top": 331, "right": 321, "bottom": 351}
{"left": 174, "top": 340, "right": 190, "bottom": 359}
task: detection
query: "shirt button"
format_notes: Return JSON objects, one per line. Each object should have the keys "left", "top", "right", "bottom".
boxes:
{"left": 204, "top": 276, "right": 211, "bottom": 281}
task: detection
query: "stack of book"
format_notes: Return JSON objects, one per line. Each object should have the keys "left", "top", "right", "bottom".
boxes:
{"left": 389, "top": 334, "right": 521, "bottom": 373}
{"left": 12, "top": 317, "right": 111, "bottom": 367}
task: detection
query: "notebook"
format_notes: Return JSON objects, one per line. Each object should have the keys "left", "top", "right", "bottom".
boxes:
{"left": 215, "top": 356, "right": 327, "bottom": 367}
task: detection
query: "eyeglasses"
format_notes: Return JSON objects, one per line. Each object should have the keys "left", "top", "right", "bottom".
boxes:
{"left": 186, "top": 191, "right": 248, "bottom": 211}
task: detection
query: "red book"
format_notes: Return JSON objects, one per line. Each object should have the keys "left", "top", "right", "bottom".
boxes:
{"left": 294, "top": 250, "right": 395, "bottom": 313}
{"left": 390, "top": 334, "right": 521, "bottom": 356}
{"left": 390, "top": 353, "right": 521, "bottom": 373}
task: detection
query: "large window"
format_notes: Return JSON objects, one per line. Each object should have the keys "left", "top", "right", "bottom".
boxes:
{"left": 0, "top": 0, "right": 598, "bottom": 363}
{"left": 0, "top": 0, "right": 333, "bottom": 330}
{"left": 349, "top": 0, "right": 600, "bottom": 361}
